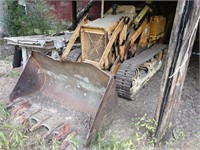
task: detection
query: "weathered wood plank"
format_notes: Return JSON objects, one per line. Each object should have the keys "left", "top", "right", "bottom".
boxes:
{"left": 99, "top": 18, "right": 125, "bottom": 69}
{"left": 154, "top": 0, "right": 200, "bottom": 145}
{"left": 62, "top": 16, "right": 89, "bottom": 60}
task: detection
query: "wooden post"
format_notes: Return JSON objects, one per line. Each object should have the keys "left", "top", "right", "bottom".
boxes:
{"left": 154, "top": 0, "right": 200, "bottom": 145}
{"left": 101, "top": 0, "right": 104, "bottom": 18}
{"left": 67, "top": 0, "right": 95, "bottom": 30}
{"left": 199, "top": 21, "right": 200, "bottom": 52}
{"left": 21, "top": 46, "right": 28, "bottom": 69}
{"left": 72, "top": 1, "right": 77, "bottom": 30}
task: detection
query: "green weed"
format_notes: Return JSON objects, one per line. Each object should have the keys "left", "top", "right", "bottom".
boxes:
{"left": 165, "top": 128, "right": 185, "bottom": 148}
{"left": 0, "top": 104, "right": 9, "bottom": 121}
{"left": 0, "top": 105, "right": 26, "bottom": 149}
{"left": 7, "top": 71, "right": 21, "bottom": 78}
{"left": 175, "top": 128, "right": 185, "bottom": 140}
{"left": 0, "top": 123, "right": 26, "bottom": 149}
{"left": 0, "top": 131, "right": 9, "bottom": 149}
{"left": 51, "top": 138, "right": 61, "bottom": 150}
{"left": 70, "top": 135, "right": 80, "bottom": 148}
{"left": 92, "top": 115, "right": 157, "bottom": 150}
{"left": 94, "top": 133, "right": 137, "bottom": 150}
{"left": 132, "top": 114, "right": 157, "bottom": 146}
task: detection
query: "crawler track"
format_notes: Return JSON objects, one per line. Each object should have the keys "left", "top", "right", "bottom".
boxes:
{"left": 116, "top": 44, "right": 167, "bottom": 100}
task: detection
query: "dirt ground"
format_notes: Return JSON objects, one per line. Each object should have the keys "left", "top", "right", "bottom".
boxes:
{"left": 107, "top": 54, "right": 200, "bottom": 149}
{"left": 0, "top": 41, "right": 199, "bottom": 149}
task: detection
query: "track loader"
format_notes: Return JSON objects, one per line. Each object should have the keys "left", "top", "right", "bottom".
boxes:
{"left": 8, "top": 5, "right": 167, "bottom": 149}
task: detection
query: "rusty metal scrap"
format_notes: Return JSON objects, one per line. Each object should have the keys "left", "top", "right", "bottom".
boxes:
{"left": 55, "top": 124, "right": 71, "bottom": 141}
{"left": 11, "top": 101, "right": 31, "bottom": 116}
{"left": 60, "top": 131, "right": 77, "bottom": 150}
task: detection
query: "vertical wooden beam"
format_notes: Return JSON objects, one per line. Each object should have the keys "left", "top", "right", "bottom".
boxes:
{"left": 67, "top": 0, "right": 95, "bottom": 30}
{"left": 199, "top": 21, "right": 200, "bottom": 53}
{"left": 101, "top": 0, "right": 104, "bottom": 18}
{"left": 72, "top": 1, "right": 77, "bottom": 30}
{"left": 154, "top": 0, "right": 200, "bottom": 145}
{"left": 21, "top": 47, "right": 28, "bottom": 69}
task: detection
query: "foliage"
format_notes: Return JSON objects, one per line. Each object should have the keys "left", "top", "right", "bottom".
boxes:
{"left": 0, "top": 104, "right": 65, "bottom": 150}
{"left": 6, "top": 0, "right": 64, "bottom": 36}
{"left": 0, "top": 125, "right": 26, "bottom": 149}
{"left": 70, "top": 135, "right": 80, "bottom": 148}
{"left": 92, "top": 115, "right": 157, "bottom": 150}
{"left": 0, "top": 104, "right": 26, "bottom": 150}
{"left": 51, "top": 138, "right": 62, "bottom": 150}
{"left": 132, "top": 114, "right": 157, "bottom": 141}
{"left": 93, "top": 133, "right": 137, "bottom": 150}
{"left": 0, "top": 104, "right": 9, "bottom": 121}
{"left": 0, "top": 104, "right": 198, "bottom": 150}
{"left": 7, "top": 71, "right": 21, "bottom": 78}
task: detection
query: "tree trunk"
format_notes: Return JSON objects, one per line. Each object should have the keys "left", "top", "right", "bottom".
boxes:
{"left": 154, "top": 0, "right": 200, "bottom": 146}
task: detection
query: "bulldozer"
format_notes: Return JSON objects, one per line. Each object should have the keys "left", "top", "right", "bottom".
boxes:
{"left": 8, "top": 4, "right": 167, "bottom": 149}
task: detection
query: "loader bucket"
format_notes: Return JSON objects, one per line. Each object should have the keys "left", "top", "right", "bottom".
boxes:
{"left": 9, "top": 52, "right": 118, "bottom": 147}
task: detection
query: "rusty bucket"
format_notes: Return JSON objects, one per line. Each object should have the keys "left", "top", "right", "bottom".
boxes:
{"left": 9, "top": 52, "right": 118, "bottom": 148}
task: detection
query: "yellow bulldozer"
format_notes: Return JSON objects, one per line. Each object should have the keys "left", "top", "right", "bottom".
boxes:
{"left": 8, "top": 4, "right": 167, "bottom": 149}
